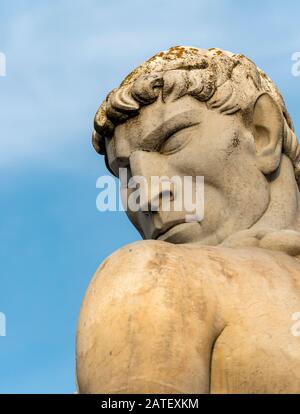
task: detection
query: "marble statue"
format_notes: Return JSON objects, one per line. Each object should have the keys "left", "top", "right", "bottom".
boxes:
{"left": 76, "top": 46, "right": 300, "bottom": 393}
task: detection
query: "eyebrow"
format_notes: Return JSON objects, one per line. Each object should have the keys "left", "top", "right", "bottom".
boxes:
{"left": 139, "top": 109, "right": 201, "bottom": 151}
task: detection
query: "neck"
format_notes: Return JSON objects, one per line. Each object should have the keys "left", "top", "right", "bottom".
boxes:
{"left": 252, "top": 154, "right": 300, "bottom": 232}
{"left": 221, "top": 155, "right": 300, "bottom": 256}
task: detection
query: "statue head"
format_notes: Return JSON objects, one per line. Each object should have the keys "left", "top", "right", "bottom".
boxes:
{"left": 93, "top": 46, "right": 300, "bottom": 250}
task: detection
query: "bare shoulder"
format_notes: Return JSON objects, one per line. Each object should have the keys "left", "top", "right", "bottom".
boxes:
{"left": 77, "top": 240, "right": 229, "bottom": 393}
{"left": 82, "top": 241, "right": 237, "bottom": 316}
{"left": 89, "top": 240, "right": 231, "bottom": 288}
{"left": 82, "top": 241, "right": 300, "bottom": 320}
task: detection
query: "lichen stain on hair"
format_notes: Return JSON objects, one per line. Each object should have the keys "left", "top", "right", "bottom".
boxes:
{"left": 92, "top": 46, "right": 300, "bottom": 184}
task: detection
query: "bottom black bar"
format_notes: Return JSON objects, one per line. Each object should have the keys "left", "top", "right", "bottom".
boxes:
{"left": 0, "top": 394, "right": 298, "bottom": 409}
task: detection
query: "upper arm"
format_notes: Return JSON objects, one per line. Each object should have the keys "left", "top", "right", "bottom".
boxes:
{"left": 76, "top": 240, "right": 223, "bottom": 394}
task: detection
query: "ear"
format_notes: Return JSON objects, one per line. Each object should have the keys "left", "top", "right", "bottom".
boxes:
{"left": 252, "top": 93, "right": 283, "bottom": 174}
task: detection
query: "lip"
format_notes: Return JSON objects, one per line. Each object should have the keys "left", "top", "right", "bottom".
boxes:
{"left": 151, "top": 219, "right": 186, "bottom": 240}
{"left": 156, "top": 221, "right": 195, "bottom": 242}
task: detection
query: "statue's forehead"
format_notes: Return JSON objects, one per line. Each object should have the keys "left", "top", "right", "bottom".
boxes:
{"left": 114, "top": 95, "right": 204, "bottom": 151}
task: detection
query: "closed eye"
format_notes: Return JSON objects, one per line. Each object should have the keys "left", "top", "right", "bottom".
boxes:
{"left": 159, "top": 123, "right": 200, "bottom": 155}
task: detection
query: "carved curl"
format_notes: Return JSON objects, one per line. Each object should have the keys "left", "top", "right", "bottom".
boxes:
{"left": 93, "top": 46, "right": 300, "bottom": 185}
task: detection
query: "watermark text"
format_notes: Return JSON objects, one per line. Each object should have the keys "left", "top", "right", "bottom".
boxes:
{"left": 0, "top": 52, "right": 6, "bottom": 77}
{"left": 96, "top": 169, "right": 204, "bottom": 223}
{"left": 0, "top": 312, "right": 6, "bottom": 337}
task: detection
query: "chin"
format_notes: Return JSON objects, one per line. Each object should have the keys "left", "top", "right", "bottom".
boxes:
{"left": 156, "top": 221, "right": 205, "bottom": 244}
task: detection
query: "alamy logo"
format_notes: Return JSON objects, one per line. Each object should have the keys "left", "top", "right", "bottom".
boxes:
{"left": 96, "top": 169, "right": 204, "bottom": 223}
{"left": 0, "top": 52, "right": 6, "bottom": 77}
{"left": 291, "top": 312, "right": 300, "bottom": 337}
{"left": 0, "top": 312, "right": 6, "bottom": 337}
{"left": 291, "top": 52, "right": 300, "bottom": 77}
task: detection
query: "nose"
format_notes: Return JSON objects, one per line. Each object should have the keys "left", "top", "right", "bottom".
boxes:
{"left": 129, "top": 150, "right": 159, "bottom": 177}
{"left": 129, "top": 150, "right": 174, "bottom": 213}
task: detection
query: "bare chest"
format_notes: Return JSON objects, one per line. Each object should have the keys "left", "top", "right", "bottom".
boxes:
{"left": 210, "top": 295, "right": 300, "bottom": 393}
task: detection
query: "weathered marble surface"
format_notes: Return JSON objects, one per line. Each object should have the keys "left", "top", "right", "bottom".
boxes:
{"left": 77, "top": 46, "right": 300, "bottom": 393}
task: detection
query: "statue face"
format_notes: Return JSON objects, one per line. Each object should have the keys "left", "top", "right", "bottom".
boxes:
{"left": 106, "top": 94, "right": 270, "bottom": 244}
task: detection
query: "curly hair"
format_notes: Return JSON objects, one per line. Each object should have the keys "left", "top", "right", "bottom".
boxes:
{"left": 93, "top": 46, "right": 300, "bottom": 183}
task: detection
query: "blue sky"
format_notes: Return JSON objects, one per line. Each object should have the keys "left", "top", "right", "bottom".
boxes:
{"left": 0, "top": 0, "right": 300, "bottom": 393}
